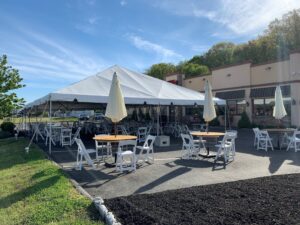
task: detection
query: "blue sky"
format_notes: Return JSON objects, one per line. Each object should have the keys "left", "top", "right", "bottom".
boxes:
{"left": 1, "top": 0, "right": 300, "bottom": 103}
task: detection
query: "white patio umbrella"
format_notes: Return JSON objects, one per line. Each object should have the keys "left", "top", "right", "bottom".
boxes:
{"left": 105, "top": 72, "right": 127, "bottom": 135}
{"left": 203, "top": 80, "right": 216, "bottom": 132}
{"left": 273, "top": 86, "right": 287, "bottom": 125}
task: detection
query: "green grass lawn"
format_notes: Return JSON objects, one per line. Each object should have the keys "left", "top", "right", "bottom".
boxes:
{"left": 0, "top": 138, "right": 103, "bottom": 225}
{"left": 0, "top": 117, "right": 78, "bottom": 124}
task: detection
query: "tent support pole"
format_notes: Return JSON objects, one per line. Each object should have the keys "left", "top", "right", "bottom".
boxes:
{"left": 225, "top": 103, "right": 227, "bottom": 131}
{"left": 49, "top": 97, "right": 52, "bottom": 154}
{"left": 156, "top": 104, "right": 160, "bottom": 136}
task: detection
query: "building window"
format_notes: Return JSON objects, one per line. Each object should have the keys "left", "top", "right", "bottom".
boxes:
{"left": 252, "top": 97, "right": 291, "bottom": 116}
{"left": 227, "top": 99, "right": 246, "bottom": 115}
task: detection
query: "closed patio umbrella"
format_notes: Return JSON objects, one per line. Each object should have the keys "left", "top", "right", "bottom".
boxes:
{"left": 105, "top": 72, "right": 127, "bottom": 135}
{"left": 273, "top": 85, "right": 287, "bottom": 124}
{"left": 203, "top": 80, "right": 216, "bottom": 132}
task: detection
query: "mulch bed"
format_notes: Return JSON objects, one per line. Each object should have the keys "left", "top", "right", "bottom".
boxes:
{"left": 105, "top": 174, "right": 300, "bottom": 225}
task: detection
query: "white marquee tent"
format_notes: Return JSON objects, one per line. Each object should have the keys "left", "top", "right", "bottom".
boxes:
{"left": 26, "top": 65, "right": 225, "bottom": 108}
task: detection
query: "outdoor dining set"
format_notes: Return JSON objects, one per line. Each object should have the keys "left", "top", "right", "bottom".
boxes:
{"left": 253, "top": 127, "right": 300, "bottom": 152}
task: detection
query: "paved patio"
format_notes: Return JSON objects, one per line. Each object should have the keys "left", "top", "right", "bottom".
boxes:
{"left": 45, "top": 129, "right": 300, "bottom": 199}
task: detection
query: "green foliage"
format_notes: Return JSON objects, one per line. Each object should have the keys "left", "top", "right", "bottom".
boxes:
{"left": 0, "top": 131, "right": 12, "bottom": 139}
{"left": 138, "top": 108, "right": 145, "bottom": 120}
{"left": 238, "top": 112, "right": 252, "bottom": 128}
{"left": 202, "top": 42, "right": 236, "bottom": 68}
{"left": 131, "top": 109, "right": 138, "bottom": 121}
{"left": 145, "top": 63, "right": 177, "bottom": 80}
{"left": 0, "top": 121, "right": 15, "bottom": 134}
{"left": 0, "top": 138, "right": 101, "bottom": 225}
{"left": 0, "top": 55, "right": 25, "bottom": 118}
{"left": 147, "top": 9, "right": 300, "bottom": 75}
{"left": 179, "top": 62, "right": 210, "bottom": 77}
{"left": 209, "top": 117, "right": 220, "bottom": 126}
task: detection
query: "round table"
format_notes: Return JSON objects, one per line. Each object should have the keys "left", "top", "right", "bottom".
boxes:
{"left": 93, "top": 135, "right": 137, "bottom": 142}
{"left": 263, "top": 128, "right": 296, "bottom": 149}
{"left": 93, "top": 135, "right": 137, "bottom": 167}
{"left": 190, "top": 131, "right": 225, "bottom": 157}
{"left": 190, "top": 131, "right": 225, "bottom": 138}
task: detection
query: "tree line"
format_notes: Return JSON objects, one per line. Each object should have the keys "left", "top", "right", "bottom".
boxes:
{"left": 146, "top": 9, "right": 300, "bottom": 80}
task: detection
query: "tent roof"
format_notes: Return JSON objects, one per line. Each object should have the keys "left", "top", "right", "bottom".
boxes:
{"left": 26, "top": 65, "right": 225, "bottom": 108}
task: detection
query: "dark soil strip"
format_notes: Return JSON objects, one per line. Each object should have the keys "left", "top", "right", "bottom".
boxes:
{"left": 106, "top": 174, "right": 300, "bottom": 225}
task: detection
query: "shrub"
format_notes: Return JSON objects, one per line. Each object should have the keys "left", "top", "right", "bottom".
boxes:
{"left": 209, "top": 117, "right": 220, "bottom": 126}
{"left": 238, "top": 112, "right": 252, "bottom": 128}
{"left": 0, "top": 131, "right": 12, "bottom": 139}
{"left": 0, "top": 122, "right": 15, "bottom": 134}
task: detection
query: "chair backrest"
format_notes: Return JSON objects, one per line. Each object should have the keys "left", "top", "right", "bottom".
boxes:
{"left": 73, "top": 127, "right": 81, "bottom": 138}
{"left": 259, "top": 130, "right": 270, "bottom": 138}
{"left": 226, "top": 130, "right": 238, "bottom": 138}
{"left": 94, "top": 134, "right": 109, "bottom": 148}
{"left": 118, "top": 140, "right": 137, "bottom": 153}
{"left": 74, "top": 138, "right": 94, "bottom": 167}
{"left": 143, "top": 135, "right": 156, "bottom": 149}
{"left": 181, "top": 133, "right": 193, "bottom": 148}
{"left": 138, "top": 127, "right": 147, "bottom": 141}
{"left": 61, "top": 128, "right": 72, "bottom": 136}
{"left": 293, "top": 130, "right": 300, "bottom": 138}
{"left": 253, "top": 128, "right": 260, "bottom": 136}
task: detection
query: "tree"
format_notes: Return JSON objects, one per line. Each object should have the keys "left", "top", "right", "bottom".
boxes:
{"left": 180, "top": 62, "right": 209, "bottom": 77}
{"left": 202, "top": 42, "right": 236, "bottom": 68}
{"left": 145, "top": 63, "right": 177, "bottom": 80}
{"left": 0, "top": 55, "right": 25, "bottom": 118}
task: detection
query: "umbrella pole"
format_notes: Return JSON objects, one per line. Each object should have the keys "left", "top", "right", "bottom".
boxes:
{"left": 206, "top": 122, "right": 209, "bottom": 133}
{"left": 114, "top": 122, "right": 117, "bottom": 137}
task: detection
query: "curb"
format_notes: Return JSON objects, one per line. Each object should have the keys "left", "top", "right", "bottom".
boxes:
{"left": 94, "top": 196, "right": 121, "bottom": 225}
{"left": 42, "top": 145, "right": 121, "bottom": 225}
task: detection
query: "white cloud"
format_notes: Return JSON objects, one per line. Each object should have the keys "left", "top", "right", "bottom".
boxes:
{"left": 88, "top": 16, "right": 98, "bottom": 25}
{"left": 120, "top": 0, "right": 127, "bottom": 6}
{"left": 1, "top": 29, "right": 108, "bottom": 84}
{"left": 127, "top": 34, "right": 182, "bottom": 61}
{"left": 149, "top": 0, "right": 300, "bottom": 35}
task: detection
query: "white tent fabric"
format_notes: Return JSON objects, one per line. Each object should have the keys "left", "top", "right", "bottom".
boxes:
{"left": 203, "top": 80, "right": 216, "bottom": 122}
{"left": 25, "top": 65, "right": 225, "bottom": 108}
{"left": 273, "top": 86, "right": 287, "bottom": 120}
{"left": 105, "top": 72, "right": 127, "bottom": 123}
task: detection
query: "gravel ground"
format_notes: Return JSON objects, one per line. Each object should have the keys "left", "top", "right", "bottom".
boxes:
{"left": 106, "top": 174, "right": 300, "bottom": 225}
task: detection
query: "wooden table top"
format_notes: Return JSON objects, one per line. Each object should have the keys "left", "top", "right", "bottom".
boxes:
{"left": 263, "top": 128, "right": 296, "bottom": 132}
{"left": 190, "top": 131, "right": 225, "bottom": 137}
{"left": 93, "top": 135, "right": 137, "bottom": 142}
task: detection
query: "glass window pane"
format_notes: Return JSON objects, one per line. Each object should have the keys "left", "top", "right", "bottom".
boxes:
{"left": 265, "top": 98, "right": 274, "bottom": 116}
{"left": 253, "top": 99, "right": 264, "bottom": 116}
{"left": 227, "top": 100, "right": 236, "bottom": 115}
{"left": 237, "top": 99, "right": 246, "bottom": 115}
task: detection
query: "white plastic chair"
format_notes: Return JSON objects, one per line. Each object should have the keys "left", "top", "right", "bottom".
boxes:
{"left": 136, "top": 135, "right": 156, "bottom": 164}
{"left": 71, "top": 127, "right": 81, "bottom": 145}
{"left": 257, "top": 130, "right": 274, "bottom": 151}
{"left": 44, "top": 127, "right": 56, "bottom": 146}
{"left": 253, "top": 128, "right": 260, "bottom": 148}
{"left": 137, "top": 127, "right": 147, "bottom": 143}
{"left": 225, "top": 130, "right": 238, "bottom": 156}
{"left": 116, "top": 140, "right": 137, "bottom": 172}
{"left": 215, "top": 132, "right": 236, "bottom": 163}
{"left": 60, "top": 128, "right": 72, "bottom": 147}
{"left": 180, "top": 134, "right": 201, "bottom": 159}
{"left": 74, "top": 138, "right": 97, "bottom": 170}
{"left": 94, "top": 134, "right": 112, "bottom": 160}
{"left": 286, "top": 130, "right": 300, "bottom": 152}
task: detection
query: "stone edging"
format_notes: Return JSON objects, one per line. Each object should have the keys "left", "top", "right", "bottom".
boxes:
{"left": 46, "top": 152, "right": 121, "bottom": 225}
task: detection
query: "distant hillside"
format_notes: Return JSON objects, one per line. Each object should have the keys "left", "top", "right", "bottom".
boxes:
{"left": 146, "top": 9, "right": 300, "bottom": 79}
